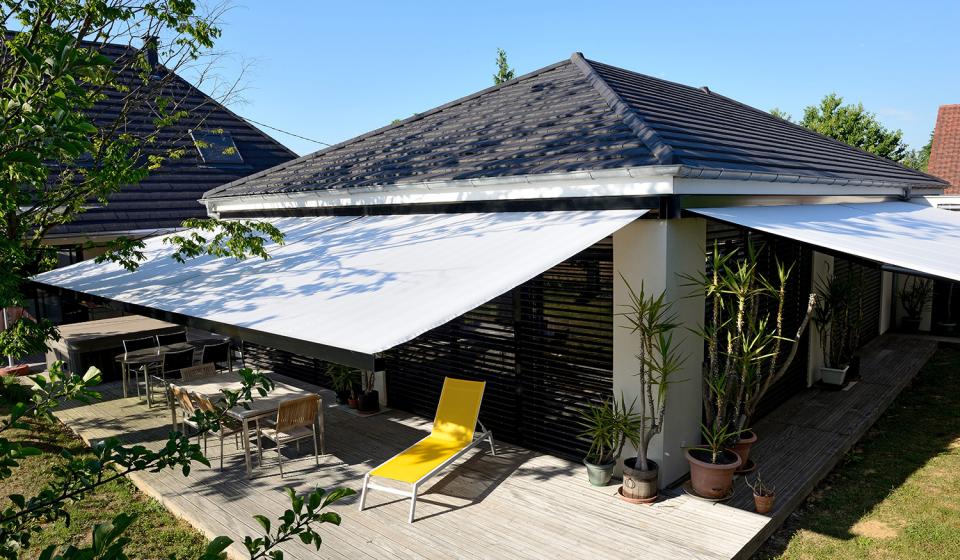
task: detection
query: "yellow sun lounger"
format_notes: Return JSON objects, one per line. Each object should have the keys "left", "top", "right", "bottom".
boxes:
{"left": 358, "top": 377, "right": 495, "bottom": 522}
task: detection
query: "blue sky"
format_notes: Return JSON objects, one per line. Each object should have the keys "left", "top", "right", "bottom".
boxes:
{"left": 209, "top": 1, "right": 960, "bottom": 156}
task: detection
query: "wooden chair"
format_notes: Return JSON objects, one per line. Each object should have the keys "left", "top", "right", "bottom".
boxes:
{"left": 156, "top": 331, "right": 187, "bottom": 346}
{"left": 200, "top": 341, "right": 232, "bottom": 373}
{"left": 180, "top": 363, "right": 216, "bottom": 382}
{"left": 121, "top": 336, "right": 157, "bottom": 399}
{"left": 256, "top": 395, "right": 321, "bottom": 477}
{"left": 196, "top": 394, "right": 246, "bottom": 470}
{"left": 170, "top": 386, "right": 202, "bottom": 446}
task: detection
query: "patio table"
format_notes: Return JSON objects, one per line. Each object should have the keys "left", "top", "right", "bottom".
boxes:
{"left": 167, "top": 373, "right": 325, "bottom": 479}
{"left": 114, "top": 336, "right": 228, "bottom": 404}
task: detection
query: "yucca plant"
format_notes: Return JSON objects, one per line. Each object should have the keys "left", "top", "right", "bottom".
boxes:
{"left": 619, "top": 277, "right": 686, "bottom": 472}
{"left": 813, "top": 265, "right": 861, "bottom": 369}
{"left": 577, "top": 395, "right": 641, "bottom": 465}
{"left": 686, "top": 241, "right": 815, "bottom": 453}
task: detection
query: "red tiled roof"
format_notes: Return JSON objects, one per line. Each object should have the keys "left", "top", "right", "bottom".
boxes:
{"left": 929, "top": 104, "right": 960, "bottom": 194}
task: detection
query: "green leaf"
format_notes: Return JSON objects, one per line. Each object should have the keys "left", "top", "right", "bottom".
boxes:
{"left": 253, "top": 514, "right": 271, "bottom": 534}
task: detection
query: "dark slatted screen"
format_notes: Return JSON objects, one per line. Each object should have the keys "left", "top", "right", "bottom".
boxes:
{"left": 385, "top": 239, "right": 614, "bottom": 459}
{"left": 245, "top": 239, "right": 615, "bottom": 460}
{"left": 832, "top": 257, "right": 882, "bottom": 345}
{"left": 705, "top": 221, "right": 812, "bottom": 417}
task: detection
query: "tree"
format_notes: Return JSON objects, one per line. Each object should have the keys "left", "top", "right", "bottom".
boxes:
{"left": 0, "top": 1, "right": 352, "bottom": 557}
{"left": 493, "top": 48, "right": 515, "bottom": 85}
{"left": 901, "top": 131, "right": 934, "bottom": 172}
{"left": 771, "top": 94, "right": 910, "bottom": 163}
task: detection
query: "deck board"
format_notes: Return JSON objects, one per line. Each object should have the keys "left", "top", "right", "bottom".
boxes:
{"left": 48, "top": 333, "right": 936, "bottom": 559}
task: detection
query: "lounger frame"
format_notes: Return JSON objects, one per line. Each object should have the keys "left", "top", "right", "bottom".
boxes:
{"left": 358, "top": 421, "right": 495, "bottom": 523}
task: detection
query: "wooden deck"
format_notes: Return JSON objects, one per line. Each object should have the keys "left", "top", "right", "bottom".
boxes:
{"left": 728, "top": 334, "right": 939, "bottom": 558}
{"left": 49, "top": 333, "right": 936, "bottom": 560}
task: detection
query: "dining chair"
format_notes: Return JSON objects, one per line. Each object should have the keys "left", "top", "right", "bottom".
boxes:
{"left": 170, "top": 386, "right": 202, "bottom": 446}
{"left": 180, "top": 363, "right": 216, "bottom": 382}
{"left": 156, "top": 331, "right": 188, "bottom": 346}
{"left": 256, "top": 395, "right": 321, "bottom": 477}
{"left": 150, "top": 347, "right": 196, "bottom": 405}
{"left": 196, "top": 394, "right": 246, "bottom": 470}
{"left": 201, "top": 341, "right": 232, "bottom": 373}
{"left": 122, "top": 336, "right": 158, "bottom": 398}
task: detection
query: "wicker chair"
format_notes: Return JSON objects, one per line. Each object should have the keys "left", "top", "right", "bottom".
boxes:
{"left": 171, "top": 386, "right": 202, "bottom": 446}
{"left": 256, "top": 395, "right": 321, "bottom": 477}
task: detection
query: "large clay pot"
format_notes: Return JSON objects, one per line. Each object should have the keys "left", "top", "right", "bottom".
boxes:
{"left": 728, "top": 430, "right": 758, "bottom": 472}
{"left": 583, "top": 459, "right": 615, "bottom": 486}
{"left": 621, "top": 457, "right": 658, "bottom": 502}
{"left": 686, "top": 448, "right": 741, "bottom": 499}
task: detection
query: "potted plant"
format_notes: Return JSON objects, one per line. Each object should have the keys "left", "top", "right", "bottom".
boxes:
{"left": 685, "top": 422, "right": 742, "bottom": 499}
{"left": 686, "top": 242, "right": 815, "bottom": 480}
{"left": 327, "top": 364, "right": 359, "bottom": 405}
{"left": 745, "top": 472, "right": 775, "bottom": 514}
{"left": 577, "top": 395, "right": 640, "bottom": 487}
{"left": 898, "top": 277, "right": 932, "bottom": 333}
{"left": 357, "top": 370, "right": 380, "bottom": 413}
{"left": 812, "top": 267, "right": 860, "bottom": 386}
{"left": 618, "top": 278, "right": 686, "bottom": 503}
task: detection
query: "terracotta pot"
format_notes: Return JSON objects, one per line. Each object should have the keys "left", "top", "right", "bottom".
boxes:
{"left": 583, "top": 459, "right": 615, "bottom": 486}
{"left": 727, "top": 430, "right": 758, "bottom": 469}
{"left": 754, "top": 492, "right": 775, "bottom": 514}
{"left": 347, "top": 397, "right": 359, "bottom": 409}
{"left": 0, "top": 364, "right": 31, "bottom": 377}
{"left": 686, "top": 448, "right": 741, "bottom": 499}
{"left": 621, "top": 457, "right": 658, "bottom": 501}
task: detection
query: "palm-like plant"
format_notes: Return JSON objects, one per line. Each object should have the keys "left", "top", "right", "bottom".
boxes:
{"left": 813, "top": 266, "right": 861, "bottom": 369}
{"left": 577, "top": 395, "right": 641, "bottom": 465}
{"left": 686, "top": 241, "right": 815, "bottom": 460}
{"left": 619, "top": 277, "right": 686, "bottom": 471}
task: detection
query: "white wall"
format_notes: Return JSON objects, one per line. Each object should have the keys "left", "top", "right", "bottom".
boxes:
{"left": 892, "top": 273, "right": 934, "bottom": 331}
{"left": 613, "top": 218, "right": 706, "bottom": 487}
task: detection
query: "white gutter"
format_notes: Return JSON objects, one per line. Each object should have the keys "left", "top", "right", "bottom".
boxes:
{"left": 201, "top": 165, "right": 944, "bottom": 216}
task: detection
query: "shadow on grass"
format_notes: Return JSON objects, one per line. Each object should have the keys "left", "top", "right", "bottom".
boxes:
{"left": 756, "top": 343, "right": 960, "bottom": 558}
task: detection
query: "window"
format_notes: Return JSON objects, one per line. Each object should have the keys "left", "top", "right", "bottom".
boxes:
{"left": 190, "top": 129, "right": 244, "bottom": 165}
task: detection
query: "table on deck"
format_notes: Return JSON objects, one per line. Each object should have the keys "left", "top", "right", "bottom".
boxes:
{"left": 168, "top": 373, "right": 325, "bottom": 478}
{"left": 114, "top": 336, "right": 229, "bottom": 405}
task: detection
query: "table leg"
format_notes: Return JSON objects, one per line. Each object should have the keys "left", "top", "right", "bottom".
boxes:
{"left": 318, "top": 398, "right": 326, "bottom": 455}
{"left": 169, "top": 385, "right": 177, "bottom": 431}
{"left": 243, "top": 416, "right": 253, "bottom": 479}
{"left": 145, "top": 367, "right": 152, "bottom": 407}
{"left": 121, "top": 363, "right": 128, "bottom": 398}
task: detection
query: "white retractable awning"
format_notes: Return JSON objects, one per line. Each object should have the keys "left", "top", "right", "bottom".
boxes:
{"left": 691, "top": 201, "right": 960, "bottom": 282}
{"left": 33, "top": 210, "right": 646, "bottom": 368}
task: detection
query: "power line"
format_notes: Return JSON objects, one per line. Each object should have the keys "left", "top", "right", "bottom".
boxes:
{"left": 239, "top": 115, "right": 332, "bottom": 147}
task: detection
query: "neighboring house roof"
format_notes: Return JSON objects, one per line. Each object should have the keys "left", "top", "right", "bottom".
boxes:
{"left": 204, "top": 53, "right": 945, "bottom": 201}
{"left": 928, "top": 104, "right": 960, "bottom": 194}
{"left": 50, "top": 41, "right": 296, "bottom": 237}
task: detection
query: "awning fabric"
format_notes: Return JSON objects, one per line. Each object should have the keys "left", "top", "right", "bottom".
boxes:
{"left": 33, "top": 210, "right": 645, "bottom": 366}
{"left": 691, "top": 201, "right": 960, "bottom": 282}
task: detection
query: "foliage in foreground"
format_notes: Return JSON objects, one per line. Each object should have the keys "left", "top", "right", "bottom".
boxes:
{"left": 759, "top": 345, "right": 960, "bottom": 559}
{"left": 0, "top": 365, "right": 355, "bottom": 559}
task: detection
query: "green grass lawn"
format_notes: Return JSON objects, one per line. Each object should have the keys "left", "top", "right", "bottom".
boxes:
{"left": 0, "top": 385, "right": 207, "bottom": 559}
{"left": 758, "top": 344, "right": 960, "bottom": 559}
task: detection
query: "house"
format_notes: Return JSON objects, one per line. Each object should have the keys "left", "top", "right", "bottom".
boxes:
{"left": 29, "top": 38, "right": 296, "bottom": 324}
{"left": 34, "top": 53, "right": 958, "bottom": 487}
{"left": 929, "top": 103, "right": 960, "bottom": 194}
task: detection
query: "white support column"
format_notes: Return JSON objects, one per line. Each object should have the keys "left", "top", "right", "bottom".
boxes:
{"left": 807, "top": 252, "right": 833, "bottom": 385}
{"left": 613, "top": 218, "right": 706, "bottom": 487}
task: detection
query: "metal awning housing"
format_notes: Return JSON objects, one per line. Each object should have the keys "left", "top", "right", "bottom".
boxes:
{"left": 33, "top": 210, "right": 646, "bottom": 368}
{"left": 691, "top": 201, "right": 960, "bottom": 282}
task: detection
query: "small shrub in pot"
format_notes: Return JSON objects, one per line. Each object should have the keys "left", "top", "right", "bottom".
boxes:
{"left": 577, "top": 396, "right": 640, "bottom": 487}
{"left": 898, "top": 277, "right": 932, "bottom": 333}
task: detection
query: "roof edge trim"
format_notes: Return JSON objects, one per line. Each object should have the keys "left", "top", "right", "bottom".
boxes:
{"left": 569, "top": 52, "right": 676, "bottom": 166}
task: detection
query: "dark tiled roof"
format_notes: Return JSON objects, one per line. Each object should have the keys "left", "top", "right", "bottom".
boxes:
{"left": 204, "top": 53, "right": 944, "bottom": 200}
{"left": 51, "top": 42, "right": 296, "bottom": 236}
